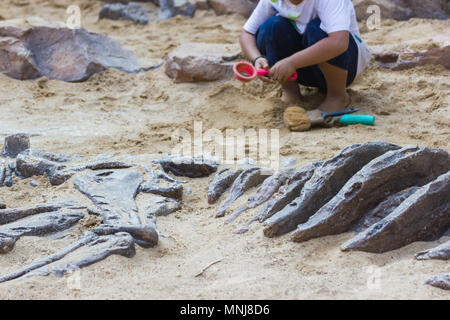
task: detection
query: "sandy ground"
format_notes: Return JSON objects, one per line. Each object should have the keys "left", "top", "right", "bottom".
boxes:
{"left": 0, "top": 0, "right": 449, "bottom": 299}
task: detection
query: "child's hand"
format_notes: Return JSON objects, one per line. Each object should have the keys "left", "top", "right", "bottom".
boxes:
{"left": 269, "top": 58, "right": 297, "bottom": 83}
{"left": 255, "top": 57, "right": 274, "bottom": 83}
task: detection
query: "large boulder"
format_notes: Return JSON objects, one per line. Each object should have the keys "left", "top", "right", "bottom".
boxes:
{"left": 354, "top": 0, "right": 448, "bottom": 21}
{"left": 208, "top": 0, "right": 257, "bottom": 17}
{"left": 0, "top": 18, "right": 161, "bottom": 82}
{"left": 165, "top": 42, "right": 240, "bottom": 82}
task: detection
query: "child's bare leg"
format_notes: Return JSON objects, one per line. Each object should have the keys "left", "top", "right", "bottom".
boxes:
{"left": 317, "top": 62, "right": 350, "bottom": 113}
{"left": 281, "top": 81, "right": 302, "bottom": 105}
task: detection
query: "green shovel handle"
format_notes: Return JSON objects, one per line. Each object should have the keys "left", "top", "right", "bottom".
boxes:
{"left": 339, "top": 114, "right": 375, "bottom": 126}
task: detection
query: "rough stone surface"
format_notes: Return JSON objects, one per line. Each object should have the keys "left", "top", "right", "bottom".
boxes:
{"left": 353, "top": 186, "right": 420, "bottom": 232}
{"left": 340, "top": 171, "right": 450, "bottom": 253}
{"left": 74, "top": 169, "right": 143, "bottom": 226}
{"left": 416, "top": 240, "right": 450, "bottom": 261}
{"left": 209, "top": 0, "right": 256, "bottom": 17}
{"left": 0, "top": 160, "right": 5, "bottom": 186}
{"left": 263, "top": 142, "right": 400, "bottom": 238}
{"left": 0, "top": 36, "right": 40, "bottom": 80}
{"left": 255, "top": 162, "right": 323, "bottom": 224}
{"left": 93, "top": 224, "right": 158, "bottom": 248}
{"left": 291, "top": 147, "right": 450, "bottom": 243}
{"left": 353, "top": 0, "right": 448, "bottom": 21}
{"left": 2, "top": 162, "right": 14, "bottom": 187}
{"left": 0, "top": 25, "right": 161, "bottom": 82}
{"left": 144, "top": 194, "right": 181, "bottom": 217}
{"left": 216, "top": 167, "right": 271, "bottom": 218}
{"left": 425, "top": 273, "right": 450, "bottom": 290}
{"left": 0, "top": 209, "right": 84, "bottom": 253}
{"left": 373, "top": 46, "right": 450, "bottom": 70}
{"left": 208, "top": 168, "right": 243, "bottom": 204}
{"left": 0, "top": 203, "right": 66, "bottom": 225}
{"left": 99, "top": 2, "right": 151, "bottom": 25}
{"left": 195, "top": 0, "right": 210, "bottom": 11}
{"left": 140, "top": 169, "right": 183, "bottom": 200}
{"left": 165, "top": 42, "right": 240, "bottom": 82}
{"left": 151, "top": 0, "right": 197, "bottom": 20}
{"left": 1, "top": 134, "right": 30, "bottom": 158}
{"left": 225, "top": 168, "right": 294, "bottom": 225}
{"left": 158, "top": 155, "right": 219, "bottom": 178}
{"left": 15, "top": 149, "right": 73, "bottom": 185}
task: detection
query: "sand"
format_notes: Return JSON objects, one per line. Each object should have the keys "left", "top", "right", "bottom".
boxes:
{"left": 0, "top": 0, "right": 449, "bottom": 299}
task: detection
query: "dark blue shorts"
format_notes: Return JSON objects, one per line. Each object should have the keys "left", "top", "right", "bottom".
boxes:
{"left": 255, "top": 16, "right": 358, "bottom": 90}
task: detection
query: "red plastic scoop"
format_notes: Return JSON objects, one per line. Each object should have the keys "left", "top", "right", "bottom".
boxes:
{"left": 233, "top": 61, "right": 298, "bottom": 82}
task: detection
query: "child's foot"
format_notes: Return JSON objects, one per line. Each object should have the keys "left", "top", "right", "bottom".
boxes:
{"left": 281, "top": 82, "right": 302, "bottom": 105}
{"left": 318, "top": 91, "right": 350, "bottom": 113}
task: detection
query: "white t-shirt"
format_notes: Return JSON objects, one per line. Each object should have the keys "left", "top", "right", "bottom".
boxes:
{"left": 243, "top": 0, "right": 372, "bottom": 76}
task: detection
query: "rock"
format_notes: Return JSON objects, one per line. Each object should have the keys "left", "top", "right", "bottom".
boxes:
{"left": 195, "top": 0, "right": 210, "bottom": 11}
{"left": 416, "top": 240, "right": 450, "bottom": 261}
{"left": 234, "top": 162, "right": 321, "bottom": 234}
{"left": 0, "top": 203, "right": 5, "bottom": 210}
{"left": 0, "top": 36, "right": 40, "bottom": 80}
{"left": 172, "top": 0, "right": 197, "bottom": 17}
{"left": 0, "top": 209, "right": 84, "bottom": 253}
{"left": 209, "top": 0, "right": 256, "bottom": 17}
{"left": 216, "top": 167, "right": 271, "bottom": 218}
{"left": 15, "top": 150, "right": 73, "bottom": 185}
{"left": 99, "top": 2, "right": 151, "bottom": 25}
{"left": 263, "top": 142, "right": 400, "bottom": 238}
{"left": 394, "top": 0, "right": 448, "bottom": 20}
{"left": 140, "top": 171, "right": 183, "bottom": 200}
{"left": 353, "top": 186, "right": 420, "bottom": 232}
{"left": 425, "top": 273, "right": 450, "bottom": 291}
{"left": 373, "top": 46, "right": 450, "bottom": 71}
{"left": 0, "top": 235, "right": 16, "bottom": 254}
{"left": 0, "top": 231, "right": 135, "bottom": 282}
{"left": 165, "top": 43, "right": 240, "bottom": 82}
{"left": 158, "top": 154, "right": 219, "bottom": 178}
{"left": 207, "top": 168, "right": 243, "bottom": 204}
{"left": 284, "top": 107, "right": 311, "bottom": 132}
{"left": 156, "top": 0, "right": 197, "bottom": 20}
{"left": 225, "top": 168, "right": 294, "bottom": 224}
{"left": 340, "top": 171, "right": 450, "bottom": 253}
{"left": 30, "top": 180, "right": 38, "bottom": 187}
{"left": 2, "top": 162, "right": 14, "bottom": 187}
{"left": 144, "top": 194, "right": 181, "bottom": 217}
{"left": 353, "top": 0, "right": 448, "bottom": 21}
{"left": 1, "top": 134, "right": 30, "bottom": 158}
{"left": 0, "top": 160, "right": 5, "bottom": 185}
{"left": 291, "top": 147, "right": 450, "bottom": 243}
{"left": 0, "top": 203, "right": 64, "bottom": 225}
{"left": 256, "top": 161, "right": 323, "bottom": 223}
{"left": 93, "top": 224, "right": 158, "bottom": 248}
{"left": 0, "top": 24, "right": 161, "bottom": 82}
{"left": 83, "top": 160, "right": 133, "bottom": 171}
{"left": 74, "top": 169, "right": 143, "bottom": 226}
